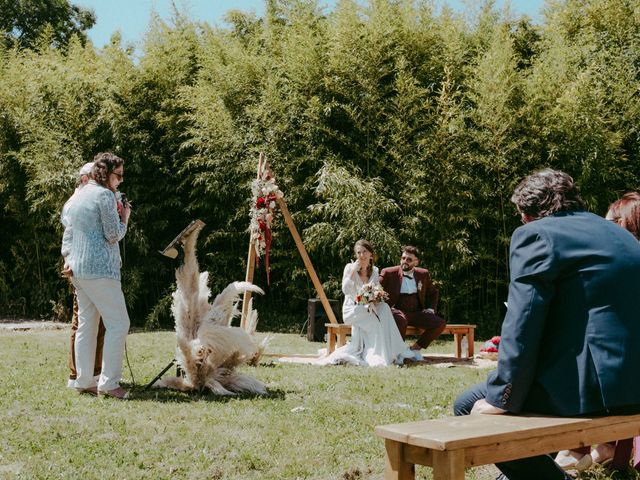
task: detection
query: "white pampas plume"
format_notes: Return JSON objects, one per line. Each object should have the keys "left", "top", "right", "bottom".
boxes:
{"left": 154, "top": 223, "right": 267, "bottom": 395}
{"left": 205, "top": 281, "right": 264, "bottom": 327}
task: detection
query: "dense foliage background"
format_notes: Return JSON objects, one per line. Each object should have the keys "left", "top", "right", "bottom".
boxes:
{"left": 1, "top": 0, "right": 639, "bottom": 336}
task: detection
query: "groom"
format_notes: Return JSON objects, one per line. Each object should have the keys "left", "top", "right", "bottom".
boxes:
{"left": 380, "top": 246, "right": 446, "bottom": 351}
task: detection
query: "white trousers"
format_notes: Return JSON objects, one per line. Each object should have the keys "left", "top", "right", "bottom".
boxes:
{"left": 71, "top": 277, "right": 130, "bottom": 391}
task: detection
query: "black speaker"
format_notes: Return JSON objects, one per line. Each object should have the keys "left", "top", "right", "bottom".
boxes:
{"left": 307, "top": 298, "right": 340, "bottom": 342}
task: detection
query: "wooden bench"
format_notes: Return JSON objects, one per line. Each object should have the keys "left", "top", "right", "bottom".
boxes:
{"left": 375, "top": 413, "right": 640, "bottom": 480}
{"left": 325, "top": 323, "right": 476, "bottom": 359}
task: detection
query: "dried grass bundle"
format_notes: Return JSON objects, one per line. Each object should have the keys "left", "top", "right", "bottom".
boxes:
{"left": 154, "top": 223, "right": 268, "bottom": 395}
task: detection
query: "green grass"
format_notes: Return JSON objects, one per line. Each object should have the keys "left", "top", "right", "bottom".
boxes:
{"left": 0, "top": 329, "right": 638, "bottom": 480}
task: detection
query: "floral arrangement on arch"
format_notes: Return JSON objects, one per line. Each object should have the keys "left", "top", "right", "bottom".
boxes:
{"left": 355, "top": 282, "right": 389, "bottom": 305}
{"left": 249, "top": 163, "right": 283, "bottom": 284}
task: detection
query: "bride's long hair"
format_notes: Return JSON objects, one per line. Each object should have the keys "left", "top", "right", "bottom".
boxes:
{"left": 354, "top": 239, "right": 375, "bottom": 279}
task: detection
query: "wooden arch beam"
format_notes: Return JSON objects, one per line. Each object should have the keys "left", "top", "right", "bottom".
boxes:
{"left": 240, "top": 153, "right": 338, "bottom": 329}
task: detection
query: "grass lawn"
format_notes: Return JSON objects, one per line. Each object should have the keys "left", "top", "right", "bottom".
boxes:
{"left": 0, "top": 327, "right": 637, "bottom": 480}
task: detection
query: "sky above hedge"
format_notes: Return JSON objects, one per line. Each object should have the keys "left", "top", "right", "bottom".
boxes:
{"left": 76, "top": 0, "right": 545, "bottom": 51}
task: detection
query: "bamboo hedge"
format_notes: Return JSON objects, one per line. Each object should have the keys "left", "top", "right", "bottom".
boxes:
{"left": 1, "top": 0, "right": 639, "bottom": 336}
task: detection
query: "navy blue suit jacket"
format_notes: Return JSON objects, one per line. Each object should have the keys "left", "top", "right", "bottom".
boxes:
{"left": 486, "top": 211, "right": 640, "bottom": 416}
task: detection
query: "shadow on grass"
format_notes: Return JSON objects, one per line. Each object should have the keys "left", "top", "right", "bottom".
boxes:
{"left": 402, "top": 356, "right": 476, "bottom": 367}
{"left": 257, "top": 360, "right": 283, "bottom": 368}
{"left": 124, "top": 384, "right": 287, "bottom": 403}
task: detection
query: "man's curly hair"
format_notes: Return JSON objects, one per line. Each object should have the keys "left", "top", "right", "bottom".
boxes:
{"left": 511, "top": 168, "right": 585, "bottom": 220}
{"left": 92, "top": 152, "right": 124, "bottom": 189}
{"left": 401, "top": 245, "right": 420, "bottom": 259}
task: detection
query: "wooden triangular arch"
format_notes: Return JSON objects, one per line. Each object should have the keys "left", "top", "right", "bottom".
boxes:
{"left": 240, "top": 152, "right": 338, "bottom": 329}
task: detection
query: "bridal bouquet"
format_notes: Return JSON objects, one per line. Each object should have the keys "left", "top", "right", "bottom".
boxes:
{"left": 355, "top": 283, "right": 389, "bottom": 305}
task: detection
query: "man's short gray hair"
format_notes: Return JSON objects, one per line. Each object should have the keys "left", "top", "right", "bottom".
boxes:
{"left": 78, "top": 162, "right": 94, "bottom": 177}
{"left": 511, "top": 168, "right": 585, "bottom": 220}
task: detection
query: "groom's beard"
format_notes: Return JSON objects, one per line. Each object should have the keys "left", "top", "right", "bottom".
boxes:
{"left": 401, "top": 264, "right": 413, "bottom": 273}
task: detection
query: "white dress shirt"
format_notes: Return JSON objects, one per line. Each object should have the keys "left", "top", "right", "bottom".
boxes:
{"left": 400, "top": 271, "right": 418, "bottom": 294}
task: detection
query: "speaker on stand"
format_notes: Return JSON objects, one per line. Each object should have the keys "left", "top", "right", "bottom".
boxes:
{"left": 307, "top": 298, "right": 340, "bottom": 342}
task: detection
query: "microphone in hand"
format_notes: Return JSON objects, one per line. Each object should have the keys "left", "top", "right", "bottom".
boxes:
{"left": 120, "top": 192, "right": 130, "bottom": 208}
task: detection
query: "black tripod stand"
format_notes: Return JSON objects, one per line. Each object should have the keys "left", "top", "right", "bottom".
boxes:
{"left": 144, "top": 359, "right": 176, "bottom": 390}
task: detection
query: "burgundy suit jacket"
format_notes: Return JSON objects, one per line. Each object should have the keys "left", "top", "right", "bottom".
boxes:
{"left": 379, "top": 266, "right": 439, "bottom": 312}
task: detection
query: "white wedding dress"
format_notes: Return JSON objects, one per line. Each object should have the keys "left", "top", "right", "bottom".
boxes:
{"left": 318, "top": 263, "right": 422, "bottom": 367}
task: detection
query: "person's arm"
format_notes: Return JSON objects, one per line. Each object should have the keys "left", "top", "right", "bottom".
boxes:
{"left": 379, "top": 267, "right": 387, "bottom": 286}
{"left": 61, "top": 222, "right": 74, "bottom": 277}
{"left": 379, "top": 267, "right": 397, "bottom": 305}
{"left": 423, "top": 270, "right": 438, "bottom": 312}
{"left": 61, "top": 224, "right": 74, "bottom": 277}
{"left": 471, "top": 399, "right": 507, "bottom": 415}
{"left": 483, "top": 225, "right": 557, "bottom": 413}
{"left": 341, "top": 263, "right": 376, "bottom": 329}
{"left": 370, "top": 266, "right": 380, "bottom": 286}
{"left": 341, "top": 262, "right": 359, "bottom": 297}
{"left": 61, "top": 224, "right": 73, "bottom": 259}
{"left": 98, "top": 189, "right": 128, "bottom": 244}
{"left": 60, "top": 200, "right": 73, "bottom": 274}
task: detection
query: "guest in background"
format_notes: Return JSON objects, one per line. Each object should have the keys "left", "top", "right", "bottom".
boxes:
{"left": 61, "top": 152, "right": 131, "bottom": 399}
{"left": 62, "top": 162, "right": 106, "bottom": 389}
{"left": 606, "top": 191, "right": 640, "bottom": 238}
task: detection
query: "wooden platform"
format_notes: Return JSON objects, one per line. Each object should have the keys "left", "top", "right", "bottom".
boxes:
{"left": 325, "top": 323, "right": 476, "bottom": 359}
{"left": 375, "top": 413, "right": 640, "bottom": 480}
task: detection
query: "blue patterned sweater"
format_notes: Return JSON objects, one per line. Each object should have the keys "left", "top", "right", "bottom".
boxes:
{"left": 61, "top": 181, "right": 127, "bottom": 281}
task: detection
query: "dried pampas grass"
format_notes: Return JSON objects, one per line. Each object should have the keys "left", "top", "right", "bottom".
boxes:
{"left": 153, "top": 223, "right": 268, "bottom": 395}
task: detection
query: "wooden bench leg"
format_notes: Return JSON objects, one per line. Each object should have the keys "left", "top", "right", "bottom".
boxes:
{"left": 432, "top": 449, "right": 465, "bottom": 480}
{"left": 328, "top": 329, "right": 336, "bottom": 353}
{"left": 467, "top": 329, "right": 474, "bottom": 357}
{"left": 337, "top": 331, "right": 347, "bottom": 348}
{"left": 384, "top": 439, "right": 415, "bottom": 480}
{"left": 453, "top": 333, "right": 462, "bottom": 359}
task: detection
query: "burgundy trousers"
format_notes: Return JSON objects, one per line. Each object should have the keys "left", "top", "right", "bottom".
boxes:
{"left": 391, "top": 294, "right": 446, "bottom": 348}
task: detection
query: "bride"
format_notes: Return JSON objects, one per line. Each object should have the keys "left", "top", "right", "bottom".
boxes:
{"left": 319, "top": 239, "right": 422, "bottom": 366}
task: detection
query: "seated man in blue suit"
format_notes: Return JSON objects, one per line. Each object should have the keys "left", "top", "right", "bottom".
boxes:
{"left": 454, "top": 169, "right": 640, "bottom": 480}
